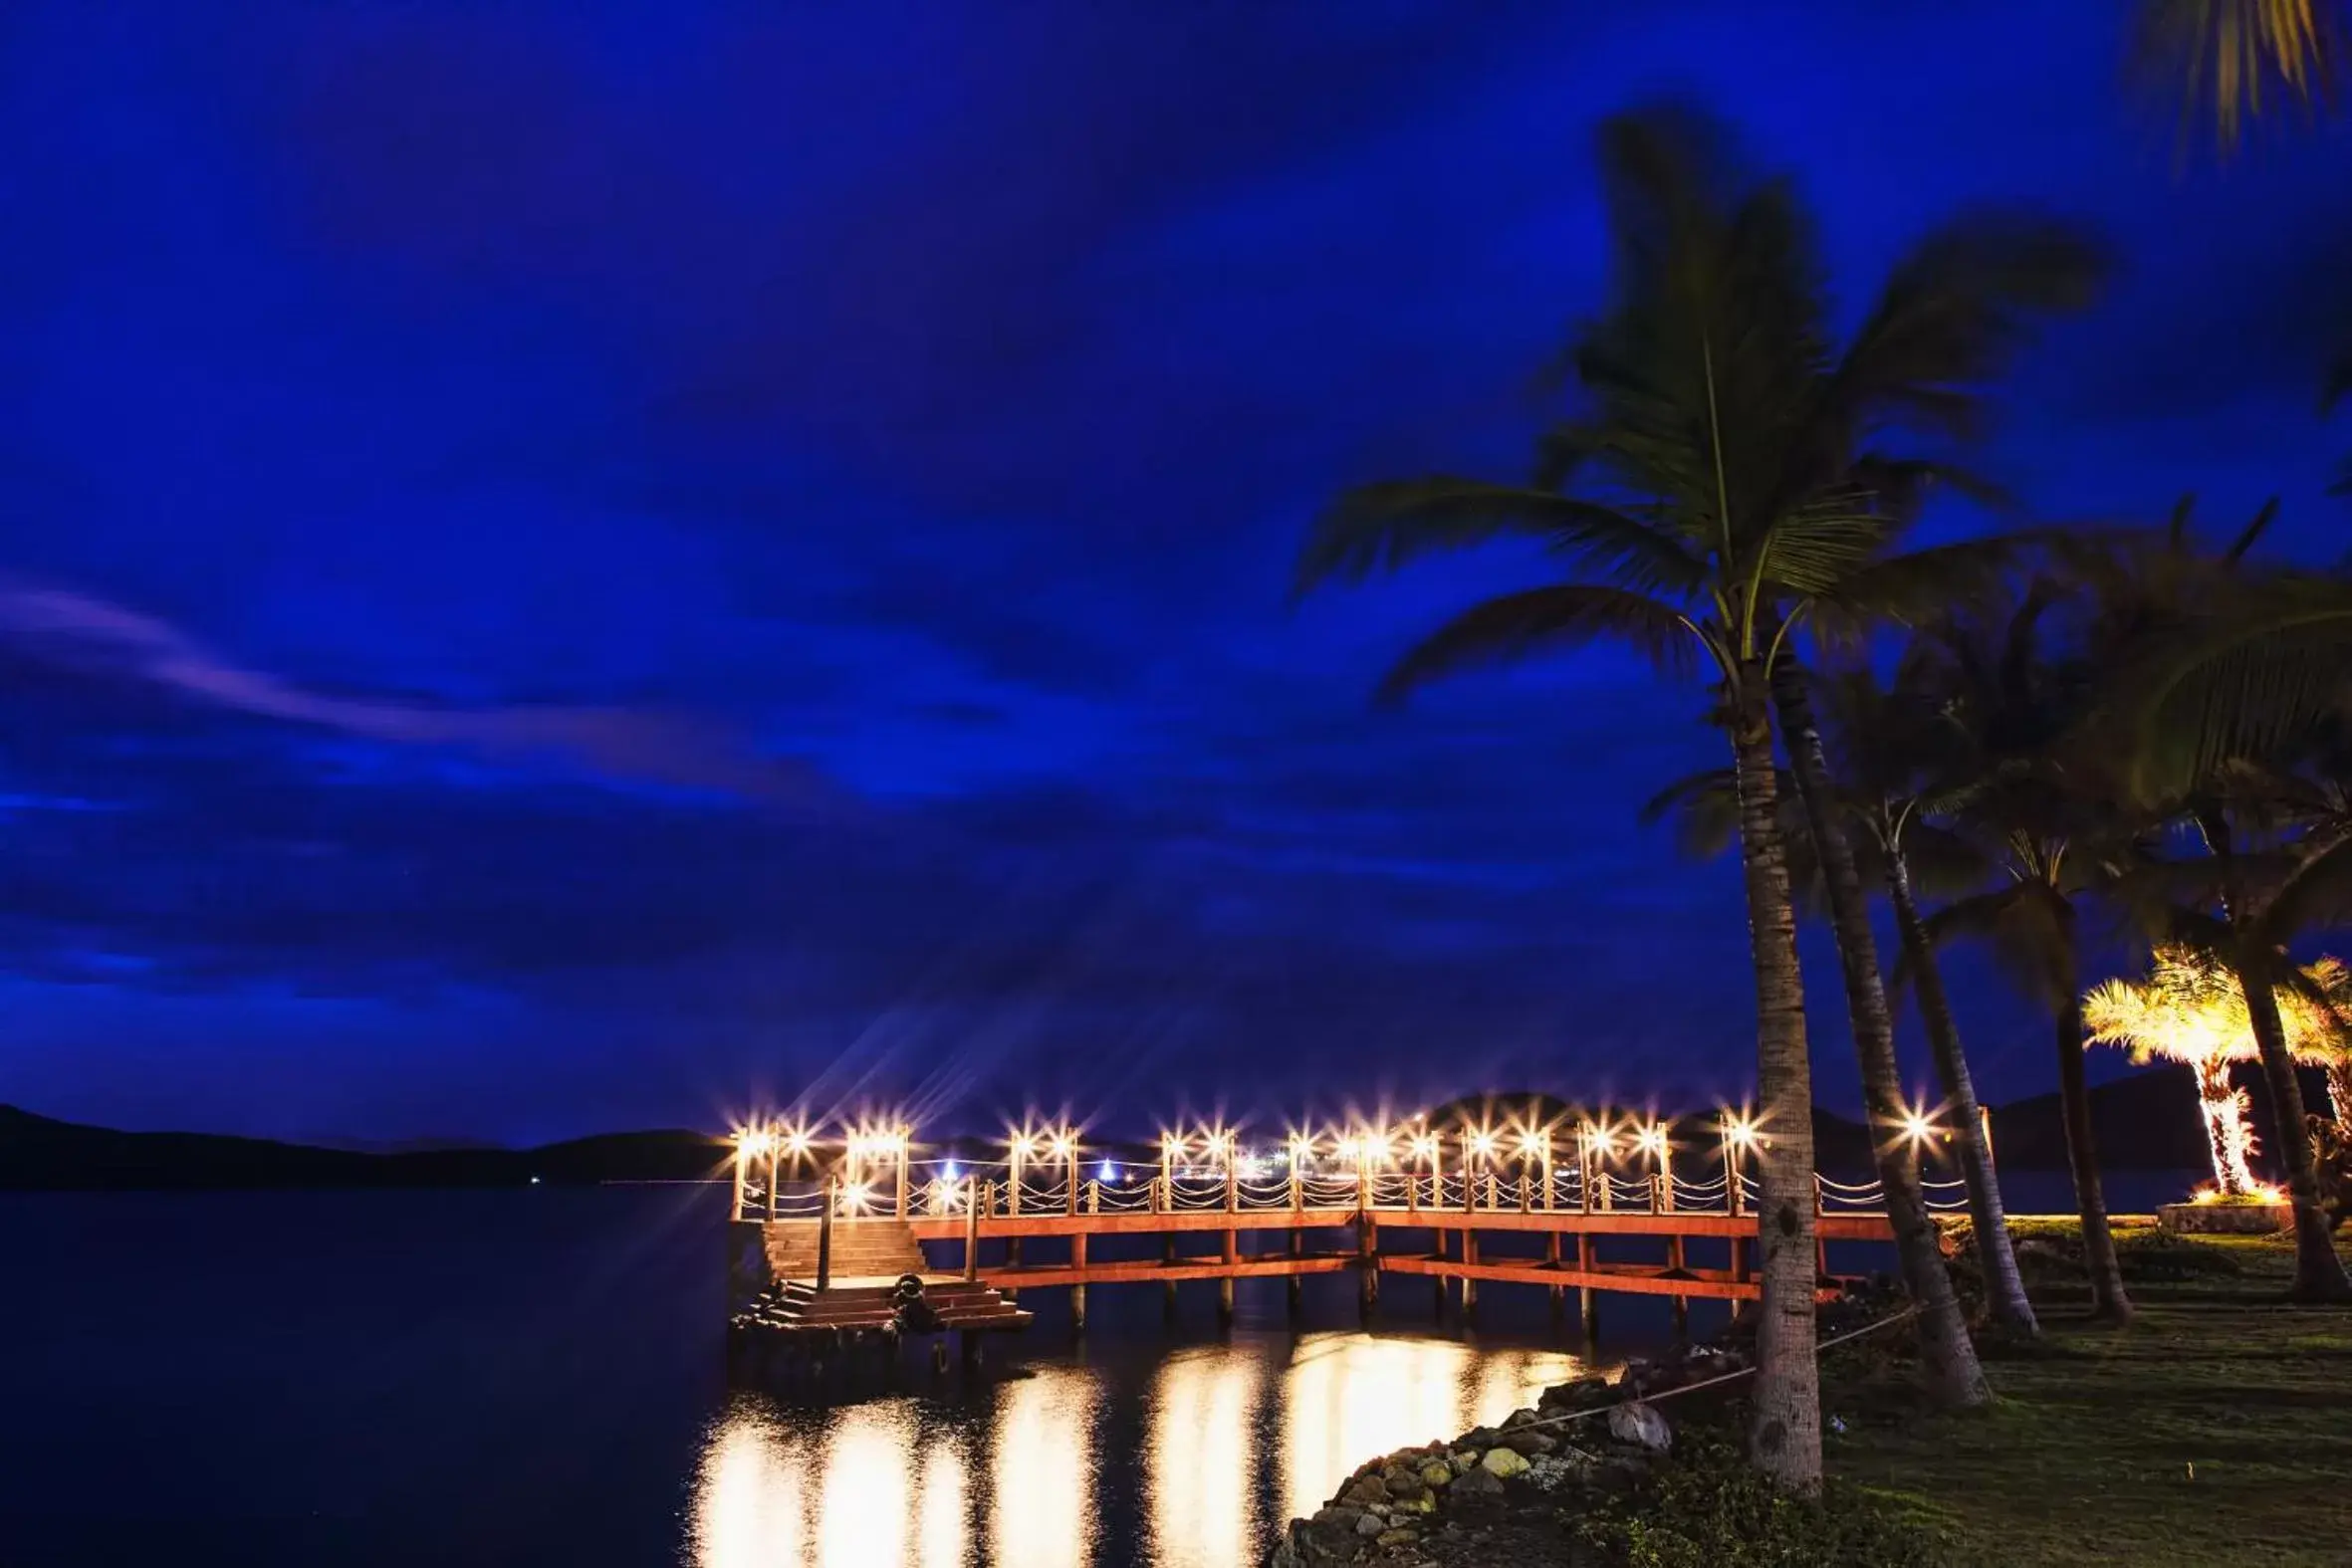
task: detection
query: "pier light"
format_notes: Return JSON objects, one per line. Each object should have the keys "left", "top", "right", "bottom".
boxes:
{"left": 838, "top": 1180, "right": 871, "bottom": 1214}
{"left": 1467, "top": 1128, "right": 1497, "bottom": 1159}
{"left": 1287, "top": 1132, "right": 1314, "bottom": 1164}
{"left": 1637, "top": 1123, "right": 1669, "bottom": 1160}
{"left": 1722, "top": 1114, "right": 1759, "bottom": 1151}
{"left": 782, "top": 1125, "right": 812, "bottom": 1158}
{"left": 1011, "top": 1131, "right": 1040, "bottom": 1161}
{"left": 1161, "top": 1132, "right": 1188, "bottom": 1160}
{"left": 1410, "top": 1134, "right": 1439, "bottom": 1164}
{"left": 1050, "top": 1132, "right": 1075, "bottom": 1162}
{"left": 1515, "top": 1128, "right": 1544, "bottom": 1158}
{"left": 737, "top": 1127, "right": 774, "bottom": 1158}
{"left": 1900, "top": 1108, "right": 1937, "bottom": 1146}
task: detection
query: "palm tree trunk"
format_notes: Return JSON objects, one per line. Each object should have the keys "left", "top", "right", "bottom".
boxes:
{"left": 2051, "top": 919, "right": 2132, "bottom": 1322}
{"left": 1886, "top": 851, "right": 2037, "bottom": 1334}
{"left": 1728, "top": 666, "right": 1822, "bottom": 1492}
{"left": 1770, "top": 667, "right": 1988, "bottom": 1406}
{"left": 2192, "top": 1058, "right": 2256, "bottom": 1197}
{"left": 2234, "top": 952, "right": 2352, "bottom": 1300}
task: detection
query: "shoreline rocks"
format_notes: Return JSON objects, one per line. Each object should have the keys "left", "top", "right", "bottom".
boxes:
{"left": 1264, "top": 1337, "right": 1744, "bottom": 1567}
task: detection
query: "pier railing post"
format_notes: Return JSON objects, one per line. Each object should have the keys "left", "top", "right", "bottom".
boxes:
{"left": 817, "top": 1176, "right": 835, "bottom": 1291}
{"left": 1813, "top": 1174, "right": 1828, "bottom": 1279}
{"left": 1066, "top": 1153, "right": 1079, "bottom": 1218}
{"left": 1225, "top": 1148, "right": 1238, "bottom": 1215}
{"left": 1088, "top": 1179, "right": 1100, "bottom": 1216}
{"left": 895, "top": 1138, "right": 909, "bottom": 1221}
{"left": 1290, "top": 1164, "right": 1301, "bottom": 1212}
{"left": 766, "top": 1143, "right": 780, "bottom": 1223}
{"left": 964, "top": 1176, "right": 980, "bottom": 1282}
{"left": 1518, "top": 1171, "right": 1529, "bottom": 1213}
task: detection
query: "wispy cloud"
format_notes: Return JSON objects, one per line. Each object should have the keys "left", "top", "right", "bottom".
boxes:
{"left": 0, "top": 580, "right": 827, "bottom": 804}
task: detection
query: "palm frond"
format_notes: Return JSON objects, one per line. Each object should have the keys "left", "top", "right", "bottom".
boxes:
{"left": 1914, "top": 882, "right": 2072, "bottom": 1008}
{"left": 1897, "top": 820, "right": 1999, "bottom": 899}
{"left": 2123, "top": 575, "right": 2352, "bottom": 795}
{"left": 1832, "top": 211, "right": 2108, "bottom": 442}
{"left": 1296, "top": 479, "right": 1699, "bottom": 598}
{"left": 1809, "top": 529, "right": 2055, "bottom": 641}
{"left": 2260, "top": 830, "right": 2352, "bottom": 944}
{"left": 2136, "top": 0, "right": 2337, "bottom": 154}
{"left": 2222, "top": 496, "right": 2281, "bottom": 564}
{"left": 1638, "top": 768, "right": 1746, "bottom": 861}
{"left": 1375, "top": 585, "right": 1700, "bottom": 706}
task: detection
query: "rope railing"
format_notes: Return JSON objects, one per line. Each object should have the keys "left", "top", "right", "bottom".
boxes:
{"left": 740, "top": 1152, "right": 1961, "bottom": 1224}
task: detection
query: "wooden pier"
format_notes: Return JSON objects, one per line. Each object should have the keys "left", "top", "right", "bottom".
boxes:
{"left": 725, "top": 1119, "right": 1942, "bottom": 1373}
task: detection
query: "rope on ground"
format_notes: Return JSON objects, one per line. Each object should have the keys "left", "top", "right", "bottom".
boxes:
{"left": 1506, "top": 1305, "right": 1926, "bottom": 1438}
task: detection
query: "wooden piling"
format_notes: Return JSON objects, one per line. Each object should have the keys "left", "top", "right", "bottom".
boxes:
{"left": 963, "top": 1177, "right": 981, "bottom": 1282}
{"left": 816, "top": 1177, "right": 834, "bottom": 1290}
{"left": 1577, "top": 1231, "right": 1598, "bottom": 1341}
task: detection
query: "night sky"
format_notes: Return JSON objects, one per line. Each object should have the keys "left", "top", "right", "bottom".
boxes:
{"left": 4, "top": 3, "right": 2348, "bottom": 1146}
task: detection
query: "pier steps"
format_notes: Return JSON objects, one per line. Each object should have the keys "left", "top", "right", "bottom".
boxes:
{"left": 762, "top": 1218, "right": 928, "bottom": 1281}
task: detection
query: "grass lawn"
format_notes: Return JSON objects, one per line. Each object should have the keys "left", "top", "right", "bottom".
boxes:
{"left": 1825, "top": 1226, "right": 2352, "bottom": 1566}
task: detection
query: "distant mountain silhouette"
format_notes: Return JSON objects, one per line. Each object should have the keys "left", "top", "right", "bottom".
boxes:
{"left": 2, "top": 1064, "right": 2331, "bottom": 1191}
{"left": 0, "top": 1104, "right": 729, "bottom": 1190}
{"left": 1985, "top": 1061, "right": 2332, "bottom": 1173}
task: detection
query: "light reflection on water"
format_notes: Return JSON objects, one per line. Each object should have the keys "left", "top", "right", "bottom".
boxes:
{"left": 688, "top": 1332, "right": 1594, "bottom": 1568}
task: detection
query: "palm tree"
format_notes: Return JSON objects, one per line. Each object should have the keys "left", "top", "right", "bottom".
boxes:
{"left": 2117, "top": 770, "right": 2352, "bottom": 1297}
{"left": 1808, "top": 660, "right": 2044, "bottom": 1333}
{"left": 1298, "top": 106, "right": 2103, "bottom": 1477}
{"left": 2070, "top": 500, "right": 2352, "bottom": 1296}
{"left": 1916, "top": 587, "right": 2140, "bottom": 1321}
{"left": 2084, "top": 946, "right": 2352, "bottom": 1194}
{"left": 1645, "top": 658, "right": 2043, "bottom": 1335}
{"left": 2135, "top": 0, "right": 2337, "bottom": 151}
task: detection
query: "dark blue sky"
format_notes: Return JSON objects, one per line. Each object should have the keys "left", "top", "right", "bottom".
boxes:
{"left": 3, "top": 2, "right": 2347, "bottom": 1144}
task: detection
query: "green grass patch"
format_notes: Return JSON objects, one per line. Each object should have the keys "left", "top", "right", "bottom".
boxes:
{"left": 1827, "top": 1229, "right": 2352, "bottom": 1566}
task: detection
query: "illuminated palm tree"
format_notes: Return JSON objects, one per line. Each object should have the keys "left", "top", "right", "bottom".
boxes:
{"left": 1300, "top": 106, "right": 2105, "bottom": 1470}
{"left": 2084, "top": 947, "right": 2351, "bottom": 1194}
{"left": 2089, "top": 504, "right": 2352, "bottom": 1299}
